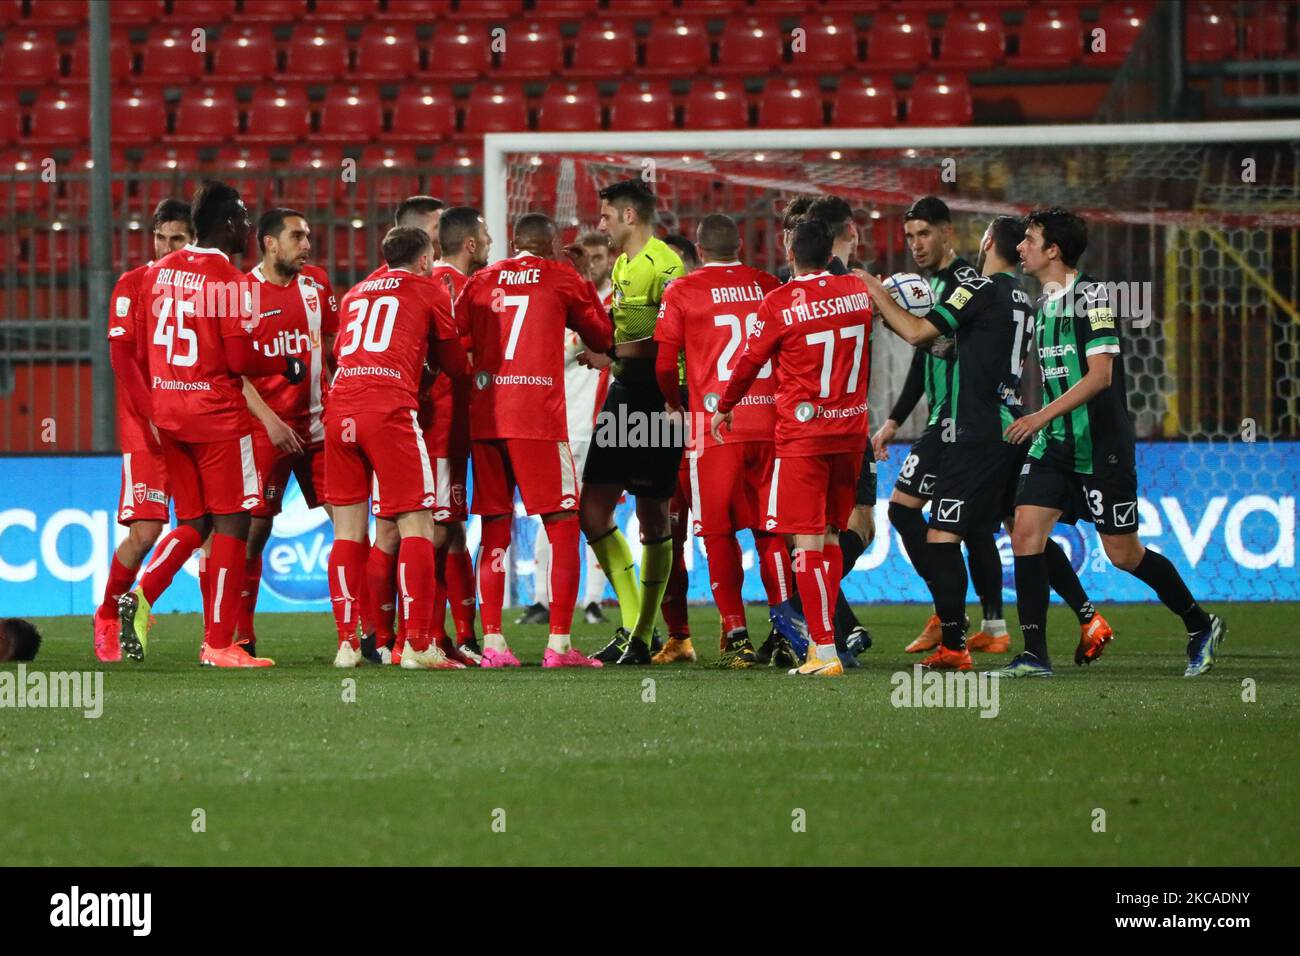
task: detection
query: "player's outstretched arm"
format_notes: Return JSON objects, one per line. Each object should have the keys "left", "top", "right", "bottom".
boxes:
{"left": 1005, "top": 352, "right": 1114, "bottom": 444}
{"left": 223, "top": 334, "right": 303, "bottom": 382}
{"left": 429, "top": 334, "right": 470, "bottom": 380}
{"left": 858, "top": 271, "right": 941, "bottom": 346}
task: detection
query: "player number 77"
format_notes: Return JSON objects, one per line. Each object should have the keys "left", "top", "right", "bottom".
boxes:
{"left": 805, "top": 324, "right": 865, "bottom": 398}
{"left": 153, "top": 296, "right": 198, "bottom": 367}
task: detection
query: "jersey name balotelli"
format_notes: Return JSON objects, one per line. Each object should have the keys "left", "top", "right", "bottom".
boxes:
{"left": 244, "top": 263, "right": 338, "bottom": 443}
{"left": 458, "top": 253, "right": 611, "bottom": 441}
{"left": 135, "top": 245, "right": 257, "bottom": 441}
{"left": 654, "top": 262, "right": 781, "bottom": 447}
{"left": 741, "top": 272, "right": 873, "bottom": 457}
{"left": 330, "top": 269, "right": 458, "bottom": 418}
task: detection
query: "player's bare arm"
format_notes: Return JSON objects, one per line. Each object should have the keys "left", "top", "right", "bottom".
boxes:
{"left": 871, "top": 418, "right": 900, "bottom": 461}
{"left": 241, "top": 377, "right": 304, "bottom": 455}
{"left": 1005, "top": 351, "right": 1114, "bottom": 444}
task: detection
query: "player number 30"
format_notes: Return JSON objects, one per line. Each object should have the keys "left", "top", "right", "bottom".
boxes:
{"left": 339, "top": 295, "right": 399, "bottom": 356}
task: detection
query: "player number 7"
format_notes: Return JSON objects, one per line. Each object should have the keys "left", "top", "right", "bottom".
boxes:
{"left": 502, "top": 295, "right": 529, "bottom": 361}
{"left": 805, "top": 324, "right": 865, "bottom": 398}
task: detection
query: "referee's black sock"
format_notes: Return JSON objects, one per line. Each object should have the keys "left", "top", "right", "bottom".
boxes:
{"left": 838, "top": 528, "right": 865, "bottom": 572}
{"left": 1014, "top": 553, "right": 1050, "bottom": 661}
{"left": 927, "top": 541, "right": 968, "bottom": 651}
{"left": 1044, "top": 538, "right": 1094, "bottom": 624}
{"left": 965, "top": 531, "right": 1003, "bottom": 621}
{"left": 1128, "top": 547, "right": 1212, "bottom": 634}
{"left": 888, "top": 502, "right": 933, "bottom": 592}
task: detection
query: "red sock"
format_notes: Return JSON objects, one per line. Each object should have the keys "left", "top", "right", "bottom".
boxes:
{"left": 755, "top": 532, "right": 792, "bottom": 606}
{"left": 137, "top": 524, "right": 203, "bottom": 607}
{"left": 660, "top": 531, "right": 690, "bottom": 637}
{"left": 431, "top": 543, "right": 450, "bottom": 639}
{"left": 476, "top": 518, "right": 511, "bottom": 635}
{"left": 363, "top": 545, "right": 397, "bottom": 648}
{"left": 823, "top": 542, "right": 843, "bottom": 616}
{"left": 207, "top": 533, "right": 248, "bottom": 650}
{"left": 99, "top": 552, "right": 139, "bottom": 616}
{"left": 198, "top": 551, "right": 211, "bottom": 639}
{"left": 544, "top": 516, "right": 580, "bottom": 635}
{"left": 329, "top": 538, "right": 368, "bottom": 649}
{"left": 794, "top": 548, "right": 833, "bottom": 645}
{"left": 237, "top": 553, "right": 262, "bottom": 642}
{"left": 397, "top": 536, "right": 436, "bottom": 652}
{"left": 355, "top": 536, "right": 373, "bottom": 634}
{"left": 704, "top": 534, "right": 746, "bottom": 634}
{"left": 446, "top": 549, "right": 476, "bottom": 640}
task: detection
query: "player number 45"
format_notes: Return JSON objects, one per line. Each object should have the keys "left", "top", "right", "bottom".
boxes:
{"left": 805, "top": 324, "right": 865, "bottom": 398}
{"left": 153, "top": 296, "right": 198, "bottom": 367}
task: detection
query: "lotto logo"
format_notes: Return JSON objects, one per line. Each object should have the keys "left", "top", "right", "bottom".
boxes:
{"left": 120, "top": 507, "right": 134, "bottom": 520}
{"left": 560, "top": 496, "right": 576, "bottom": 509}
{"left": 421, "top": 494, "right": 436, "bottom": 508}
{"left": 764, "top": 517, "right": 777, "bottom": 530}
{"left": 132, "top": 481, "right": 147, "bottom": 504}
{"left": 240, "top": 496, "right": 260, "bottom": 510}
{"left": 433, "top": 509, "right": 451, "bottom": 521}
{"left": 1112, "top": 500, "right": 1137, "bottom": 527}
{"left": 936, "top": 498, "right": 963, "bottom": 523}
{"left": 692, "top": 519, "right": 702, "bottom": 535}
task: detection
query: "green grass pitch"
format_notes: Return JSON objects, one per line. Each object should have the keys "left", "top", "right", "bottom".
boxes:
{"left": 3, "top": 602, "right": 1296, "bottom": 866}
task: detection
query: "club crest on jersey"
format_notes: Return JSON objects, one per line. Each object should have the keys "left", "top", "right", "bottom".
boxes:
{"left": 452, "top": 484, "right": 466, "bottom": 506}
{"left": 703, "top": 391, "right": 720, "bottom": 413}
{"left": 132, "top": 481, "right": 147, "bottom": 504}
{"left": 474, "top": 371, "right": 491, "bottom": 390}
{"left": 794, "top": 401, "right": 816, "bottom": 423}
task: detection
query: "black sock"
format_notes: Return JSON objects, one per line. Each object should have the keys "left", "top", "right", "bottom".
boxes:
{"left": 833, "top": 590, "right": 861, "bottom": 646}
{"left": 1014, "top": 552, "right": 1050, "bottom": 661}
{"left": 965, "top": 532, "right": 1003, "bottom": 620}
{"left": 1044, "top": 538, "right": 1094, "bottom": 623}
{"left": 1129, "top": 548, "right": 1211, "bottom": 633}
{"left": 889, "top": 501, "right": 933, "bottom": 588}
{"left": 838, "top": 527, "right": 865, "bottom": 572}
{"left": 927, "top": 541, "right": 968, "bottom": 650}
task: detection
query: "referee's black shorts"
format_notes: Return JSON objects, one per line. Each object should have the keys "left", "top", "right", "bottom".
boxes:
{"left": 582, "top": 377, "right": 684, "bottom": 500}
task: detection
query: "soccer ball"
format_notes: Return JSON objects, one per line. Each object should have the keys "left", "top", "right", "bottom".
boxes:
{"left": 884, "top": 272, "right": 934, "bottom": 317}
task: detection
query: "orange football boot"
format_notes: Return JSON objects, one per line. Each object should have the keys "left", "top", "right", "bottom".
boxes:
{"left": 905, "top": 613, "right": 943, "bottom": 653}
{"left": 1074, "top": 612, "right": 1115, "bottom": 665}
{"left": 199, "top": 642, "right": 275, "bottom": 668}
{"left": 920, "top": 645, "right": 974, "bottom": 671}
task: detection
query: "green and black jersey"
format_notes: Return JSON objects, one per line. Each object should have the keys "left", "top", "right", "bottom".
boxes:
{"left": 887, "top": 255, "right": 978, "bottom": 426}
{"left": 927, "top": 270, "right": 1033, "bottom": 443}
{"left": 1028, "top": 273, "right": 1135, "bottom": 475}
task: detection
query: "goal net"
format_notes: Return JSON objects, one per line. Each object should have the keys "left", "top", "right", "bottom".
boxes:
{"left": 487, "top": 124, "right": 1300, "bottom": 606}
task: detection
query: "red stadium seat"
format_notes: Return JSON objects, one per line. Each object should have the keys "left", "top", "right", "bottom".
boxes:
{"left": 936, "top": 7, "right": 1006, "bottom": 69}
{"left": 686, "top": 0, "right": 742, "bottom": 13}
{"left": 464, "top": 81, "right": 529, "bottom": 134}
{"left": 66, "top": 28, "right": 135, "bottom": 84}
{"left": 282, "top": 23, "right": 350, "bottom": 81}
{"left": 0, "top": 96, "right": 20, "bottom": 143}
{"left": 210, "top": 23, "right": 277, "bottom": 84}
{"left": 537, "top": 81, "right": 601, "bottom": 132}
{"left": 317, "top": 84, "right": 385, "bottom": 142}
{"left": 279, "top": 144, "right": 344, "bottom": 207}
{"left": 312, "top": 0, "right": 381, "bottom": 20}
{"left": 0, "top": 29, "right": 60, "bottom": 87}
{"left": 785, "top": 14, "right": 858, "bottom": 74}
{"left": 1013, "top": 6, "right": 1082, "bottom": 68}
{"left": 454, "top": 0, "right": 520, "bottom": 19}
{"left": 231, "top": 0, "right": 308, "bottom": 22}
{"left": 1, "top": 149, "right": 55, "bottom": 210}
{"left": 382, "top": 0, "right": 453, "bottom": 20}
{"left": 908, "top": 73, "right": 972, "bottom": 126}
{"left": 0, "top": 0, "right": 19, "bottom": 24}
{"left": 389, "top": 83, "right": 457, "bottom": 142}
{"left": 1185, "top": 2, "right": 1238, "bottom": 62}
{"left": 172, "top": 85, "right": 240, "bottom": 142}
{"left": 135, "top": 147, "right": 204, "bottom": 210}
{"left": 354, "top": 21, "right": 421, "bottom": 81}
{"left": 609, "top": 79, "right": 675, "bottom": 130}
{"left": 59, "top": 149, "right": 129, "bottom": 208}
{"left": 1243, "top": 1, "right": 1291, "bottom": 58}
{"left": 138, "top": 26, "right": 208, "bottom": 84}
{"left": 19, "top": 0, "right": 83, "bottom": 26}
{"left": 757, "top": 76, "right": 823, "bottom": 128}
{"left": 530, "top": 0, "right": 600, "bottom": 19}
{"left": 715, "top": 16, "right": 784, "bottom": 75}
{"left": 493, "top": 21, "right": 564, "bottom": 79}
{"left": 424, "top": 22, "right": 491, "bottom": 80}
{"left": 350, "top": 144, "right": 422, "bottom": 209}
{"left": 751, "top": 0, "right": 814, "bottom": 13}
{"left": 163, "top": 0, "right": 235, "bottom": 23}
{"left": 867, "top": 10, "right": 931, "bottom": 71}
{"left": 27, "top": 89, "right": 87, "bottom": 145}
{"left": 239, "top": 85, "right": 311, "bottom": 143}
{"left": 683, "top": 78, "right": 748, "bottom": 129}
{"left": 642, "top": 17, "right": 710, "bottom": 77}
{"left": 215, "top": 143, "right": 273, "bottom": 173}
{"left": 110, "top": 87, "right": 167, "bottom": 145}
{"left": 1085, "top": 2, "right": 1149, "bottom": 67}
{"left": 830, "top": 74, "right": 896, "bottom": 126}
{"left": 108, "top": 0, "right": 165, "bottom": 24}
{"left": 569, "top": 19, "right": 636, "bottom": 79}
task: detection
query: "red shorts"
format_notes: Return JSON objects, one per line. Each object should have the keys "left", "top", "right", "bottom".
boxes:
{"left": 325, "top": 407, "right": 435, "bottom": 518}
{"left": 253, "top": 433, "right": 325, "bottom": 518}
{"left": 432, "top": 456, "right": 468, "bottom": 523}
{"left": 159, "top": 432, "right": 261, "bottom": 520}
{"left": 117, "top": 448, "right": 170, "bottom": 525}
{"left": 767, "top": 451, "right": 859, "bottom": 535}
{"left": 669, "top": 453, "right": 691, "bottom": 527}
{"left": 471, "top": 438, "right": 579, "bottom": 517}
{"left": 688, "top": 440, "right": 774, "bottom": 536}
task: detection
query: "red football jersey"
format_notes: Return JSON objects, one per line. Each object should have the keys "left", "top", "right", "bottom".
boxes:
{"left": 722, "top": 271, "right": 873, "bottom": 457}
{"left": 458, "top": 252, "right": 612, "bottom": 442}
{"left": 654, "top": 261, "right": 781, "bottom": 448}
{"left": 425, "top": 261, "right": 471, "bottom": 458}
{"left": 330, "top": 268, "right": 459, "bottom": 418}
{"left": 107, "top": 262, "right": 154, "bottom": 452}
{"left": 135, "top": 245, "right": 258, "bottom": 442}
{"left": 244, "top": 263, "right": 339, "bottom": 443}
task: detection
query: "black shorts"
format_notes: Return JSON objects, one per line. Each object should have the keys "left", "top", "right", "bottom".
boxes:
{"left": 1015, "top": 450, "right": 1139, "bottom": 535}
{"left": 894, "top": 422, "right": 944, "bottom": 499}
{"left": 928, "top": 441, "right": 1026, "bottom": 537}
{"left": 582, "top": 378, "right": 684, "bottom": 500}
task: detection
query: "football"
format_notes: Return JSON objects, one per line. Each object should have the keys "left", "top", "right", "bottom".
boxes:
{"left": 885, "top": 272, "right": 936, "bottom": 316}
